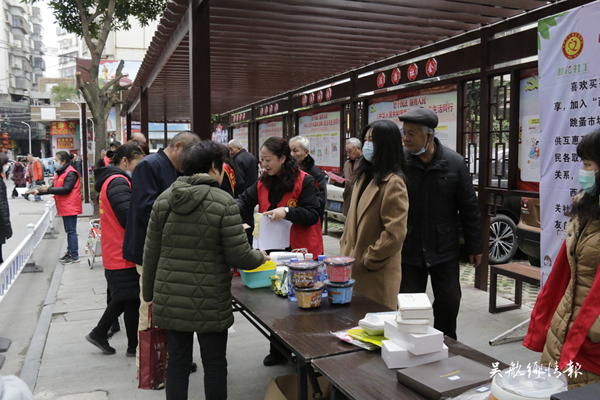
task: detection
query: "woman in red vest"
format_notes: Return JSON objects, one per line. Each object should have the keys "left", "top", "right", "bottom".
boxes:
{"left": 85, "top": 142, "right": 146, "bottom": 355}
{"left": 236, "top": 136, "right": 322, "bottom": 366}
{"left": 34, "top": 151, "right": 82, "bottom": 264}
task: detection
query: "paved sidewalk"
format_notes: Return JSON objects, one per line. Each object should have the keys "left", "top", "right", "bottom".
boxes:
{"left": 22, "top": 218, "right": 540, "bottom": 399}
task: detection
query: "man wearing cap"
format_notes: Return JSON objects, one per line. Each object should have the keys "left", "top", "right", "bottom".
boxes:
{"left": 399, "top": 107, "right": 482, "bottom": 340}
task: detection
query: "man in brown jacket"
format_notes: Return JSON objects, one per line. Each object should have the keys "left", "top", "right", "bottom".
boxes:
{"left": 342, "top": 137, "right": 362, "bottom": 216}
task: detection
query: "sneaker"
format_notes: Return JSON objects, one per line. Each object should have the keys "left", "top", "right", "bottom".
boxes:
{"left": 263, "top": 352, "right": 286, "bottom": 366}
{"left": 126, "top": 348, "right": 136, "bottom": 357}
{"left": 61, "top": 256, "right": 80, "bottom": 264}
{"left": 107, "top": 322, "right": 120, "bottom": 338}
{"left": 86, "top": 331, "right": 116, "bottom": 355}
{"left": 58, "top": 253, "right": 70, "bottom": 262}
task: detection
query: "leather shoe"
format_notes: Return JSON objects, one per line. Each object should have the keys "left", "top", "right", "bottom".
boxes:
{"left": 263, "top": 352, "right": 286, "bottom": 366}
{"left": 86, "top": 331, "right": 116, "bottom": 355}
{"left": 107, "top": 322, "right": 121, "bottom": 338}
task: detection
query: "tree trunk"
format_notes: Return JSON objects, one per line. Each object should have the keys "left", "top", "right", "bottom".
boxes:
{"left": 94, "top": 115, "right": 109, "bottom": 160}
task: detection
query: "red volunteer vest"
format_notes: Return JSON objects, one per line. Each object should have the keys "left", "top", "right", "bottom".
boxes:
{"left": 99, "top": 175, "right": 136, "bottom": 270}
{"left": 104, "top": 156, "right": 111, "bottom": 166}
{"left": 224, "top": 163, "right": 236, "bottom": 196}
{"left": 257, "top": 170, "right": 323, "bottom": 259}
{"left": 54, "top": 165, "right": 82, "bottom": 216}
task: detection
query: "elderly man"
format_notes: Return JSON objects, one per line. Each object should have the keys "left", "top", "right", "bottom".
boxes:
{"left": 289, "top": 136, "right": 327, "bottom": 220}
{"left": 24, "top": 153, "right": 43, "bottom": 202}
{"left": 399, "top": 107, "right": 482, "bottom": 340}
{"left": 342, "top": 137, "right": 362, "bottom": 217}
{"left": 229, "top": 139, "right": 258, "bottom": 243}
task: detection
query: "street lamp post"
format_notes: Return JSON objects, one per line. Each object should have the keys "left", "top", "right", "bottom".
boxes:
{"left": 21, "top": 121, "right": 31, "bottom": 154}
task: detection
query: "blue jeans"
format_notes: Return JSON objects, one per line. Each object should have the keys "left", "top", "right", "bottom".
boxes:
{"left": 63, "top": 216, "right": 78, "bottom": 258}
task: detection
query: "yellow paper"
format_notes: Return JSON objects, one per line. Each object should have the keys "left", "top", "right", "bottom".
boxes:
{"left": 346, "top": 328, "right": 387, "bottom": 347}
{"left": 252, "top": 213, "right": 262, "bottom": 238}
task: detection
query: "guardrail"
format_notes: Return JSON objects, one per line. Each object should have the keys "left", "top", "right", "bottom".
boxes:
{"left": 0, "top": 201, "right": 57, "bottom": 306}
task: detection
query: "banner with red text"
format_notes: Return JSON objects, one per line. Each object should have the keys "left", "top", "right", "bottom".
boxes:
{"left": 258, "top": 119, "right": 283, "bottom": 147}
{"left": 538, "top": 2, "right": 600, "bottom": 284}
{"left": 368, "top": 85, "right": 458, "bottom": 150}
{"left": 232, "top": 124, "right": 249, "bottom": 150}
{"left": 298, "top": 110, "right": 341, "bottom": 172}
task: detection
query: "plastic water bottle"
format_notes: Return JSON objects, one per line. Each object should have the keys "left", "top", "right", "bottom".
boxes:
{"left": 317, "top": 255, "right": 328, "bottom": 298}
{"left": 287, "top": 258, "right": 298, "bottom": 302}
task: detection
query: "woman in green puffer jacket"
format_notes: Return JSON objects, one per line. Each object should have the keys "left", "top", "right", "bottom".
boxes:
{"left": 142, "top": 140, "right": 268, "bottom": 400}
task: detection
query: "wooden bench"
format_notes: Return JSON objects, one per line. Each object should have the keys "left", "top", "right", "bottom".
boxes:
{"left": 489, "top": 263, "right": 540, "bottom": 314}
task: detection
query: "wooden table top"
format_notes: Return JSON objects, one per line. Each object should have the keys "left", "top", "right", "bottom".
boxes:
{"left": 231, "top": 276, "right": 392, "bottom": 361}
{"left": 312, "top": 337, "right": 510, "bottom": 400}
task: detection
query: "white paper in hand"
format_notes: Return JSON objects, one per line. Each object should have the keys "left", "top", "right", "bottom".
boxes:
{"left": 257, "top": 215, "right": 292, "bottom": 251}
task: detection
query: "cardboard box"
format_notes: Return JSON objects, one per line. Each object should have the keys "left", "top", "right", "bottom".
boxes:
{"left": 382, "top": 340, "right": 448, "bottom": 369}
{"left": 396, "top": 355, "right": 492, "bottom": 400}
{"left": 397, "top": 293, "right": 434, "bottom": 320}
{"left": 264, "top": 374, "right": 331, "bottom": 400}
{"left": 384, "top": 320, "right": 443, "bottom": 355}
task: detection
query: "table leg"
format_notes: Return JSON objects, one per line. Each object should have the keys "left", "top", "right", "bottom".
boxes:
{"left": 297, "top": 359, "right": 309, "bottom": 400}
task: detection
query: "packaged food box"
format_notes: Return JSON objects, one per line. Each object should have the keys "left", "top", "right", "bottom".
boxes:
{"left": 324, "top": 279, "right": 355, "bottom": 304}
{"left": 384, "top": 320, "right": 443, "bottom": 355}
{"left": 397, "top": 293, "right": 434, "bottom": 320}
{"left": 295, "top": 282, "right": 324, "bottom": 309}
{"left": 324, "top": 256, "right": 354, "bottom": 283}
{"left": 358, "top": 312, "right": 397, "bottom": 336}
{"left": 382, "top": 340, "right": 448, "bottom": 369}
{"left": 394, "top": 315, "right": 431, "bottom": 334}
{"left": 287, "top": 260, "right": 320, "bottom": 288}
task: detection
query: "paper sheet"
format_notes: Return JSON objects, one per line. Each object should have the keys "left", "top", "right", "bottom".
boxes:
{"left": 257, "top": 215, "right": 292, "bottom": 251}
{"left": 326, "top": 171, "right": 347, "bottom": 184}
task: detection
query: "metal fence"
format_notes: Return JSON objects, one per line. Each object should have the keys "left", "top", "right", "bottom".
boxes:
{"left": 0, "top": 201, "right": 57, "bottom": 305}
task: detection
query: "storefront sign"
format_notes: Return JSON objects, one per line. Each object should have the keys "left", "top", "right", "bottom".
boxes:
{"left": 50, "top": 121, "right": 78, "bottom": 135}
{"left": 377, "top": 72, "right": 386, "bottom": 88}
{"left": 538, "top": 4, "right": 600, "bottom": 284}
{"left": 259, "top": 119, "right": 283, "bottom": 147}
{"left": 426, "top": 58, "right": 438, "bottom": 77}
{"left": 368, "top": 85, "right": 458, "bottom": 151}
{"left": 391, "top": 68, "right": 401, "bottom": 85}
{"left": 298, "top": 109, "right": 341, "bottom": 172}
{"left": 407, "top": 64, "right": 418, "bottom": 81}
{"left": 56, "top": 137, "right": 74, "bottom": 149}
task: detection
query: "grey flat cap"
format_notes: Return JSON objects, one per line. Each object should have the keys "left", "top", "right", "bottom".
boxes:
{"left": 398, "top": 107, "right": 438, "bottom": 129}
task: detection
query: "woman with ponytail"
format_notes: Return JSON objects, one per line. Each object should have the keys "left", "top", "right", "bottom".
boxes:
{"left": 33, "top": 151, "right": 82, "bottom": 264}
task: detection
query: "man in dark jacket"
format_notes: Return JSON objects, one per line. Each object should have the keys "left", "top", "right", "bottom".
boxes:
{"left": 399, "top": 108, "right": 482, "bottom": 340}
{"left": 229, "top": 139, "right": 258, "bottom": 242}
{"left": 290, "top": 135, "right": 327, "bottom": 220}
{"left": 122, "top": 130, "right": 200, "bottom": 367}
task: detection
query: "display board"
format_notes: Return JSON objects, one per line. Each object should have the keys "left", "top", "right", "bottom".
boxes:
{"left": 519, "top": 69, "right": 541, "bottom": 189}
{"left": 232, "top": 124, "right": 249, "bottom": 150}
{"left": 258, "top": 119, "right": 283, "bottom": 147}
{"left": 538, "top": 3, "right": 600, "bottom": 284}
{"left": 298, "top": 109, "right": 341, "bottom": 172}
{"left": 368, "top": 85, "right": 458, "bottom": 151}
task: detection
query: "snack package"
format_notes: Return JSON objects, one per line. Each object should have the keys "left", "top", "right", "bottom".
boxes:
{"left": 270, "top": 271, "right": 288, "bottom": 297}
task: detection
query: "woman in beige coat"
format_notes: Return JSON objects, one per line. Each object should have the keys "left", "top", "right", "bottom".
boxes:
{"left": 340, "top": 120, "right": 408, "bottom": 309}
{"left": 525, "top": 129, "right": 600, "bottom": 389}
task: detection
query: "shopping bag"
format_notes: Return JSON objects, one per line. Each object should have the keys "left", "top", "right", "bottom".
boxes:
{"left": 138, "top": 305, "right": 167, "bottom": 390}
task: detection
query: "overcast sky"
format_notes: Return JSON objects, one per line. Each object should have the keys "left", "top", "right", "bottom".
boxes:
{"left": 40, "top": 2, "right": 62, "bottom": 78}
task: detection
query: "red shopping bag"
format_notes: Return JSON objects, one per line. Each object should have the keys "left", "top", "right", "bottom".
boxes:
{"left": 138, "top": 305, "right": 167, "bottom": 390}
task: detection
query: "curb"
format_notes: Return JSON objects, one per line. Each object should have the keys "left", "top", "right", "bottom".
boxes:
{"left": 19, "top": 234, "right": 68, "bottom": 392}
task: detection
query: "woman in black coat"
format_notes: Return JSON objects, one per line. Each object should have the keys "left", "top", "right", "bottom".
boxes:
{"left": 0, "top": 154, "right": 13, "bottom": 262}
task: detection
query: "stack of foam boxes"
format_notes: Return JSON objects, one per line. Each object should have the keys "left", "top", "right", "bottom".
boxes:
{"left": 382, "top": 294, "right": 449, "bottom": 369}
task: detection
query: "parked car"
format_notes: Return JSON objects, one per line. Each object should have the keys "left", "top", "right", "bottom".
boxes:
{"left": 516, "top": 197, "right": 541, "bottom": 267}
{"left": 325, "top": 184, "right": 345, "bottom": 223}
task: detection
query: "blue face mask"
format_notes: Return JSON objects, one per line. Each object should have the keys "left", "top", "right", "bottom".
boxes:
{"left": 410, "top": 140, "right": 430, "bottom": 156}
{"left": 579, "top": 169, "right": 598, "bottom": 195}
{"left": 363, "top": 141, "right": 374, "bottom": 163}
{"left": 54, "top": 161, "right": 61, "bottom": 170}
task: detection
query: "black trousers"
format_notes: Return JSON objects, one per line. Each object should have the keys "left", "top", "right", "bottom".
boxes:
{"left": 93, "top": 296, "right": 140, "bottom": 350}
{"left": 400, "top": 258, "right": 461, "bottom": 340}
{"left": 164, "top": 329, "right": 228, "bottom": 400}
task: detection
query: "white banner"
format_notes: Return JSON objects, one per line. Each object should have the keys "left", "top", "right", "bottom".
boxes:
{"left": 538, "top": 2, "right": 600, "bottom": 284}
{"left": 258, "top": 120, "right": 283, "bottom": 147}
{"left": 232, "top": 124, "right": 249, "bottom": 150}
{"left": 298, "top": 111, "right": 341, "bottom": 172}
{"left": 519, "top": 72, "right": 541, "bottom": 183}
{"left": 368, "top": 87, "right": 458, "bottom": 151}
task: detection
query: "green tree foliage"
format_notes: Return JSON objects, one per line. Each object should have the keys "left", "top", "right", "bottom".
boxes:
{"left": 30, "top": 0, "right": 166, "bottom": 152}
{"left": 50, "top": 83, "right": 79, "bottom": 105}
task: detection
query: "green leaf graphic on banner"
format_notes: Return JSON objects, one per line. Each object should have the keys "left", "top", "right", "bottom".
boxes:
{"left": 537, "top": 11, "right": 569, "bottom": 50}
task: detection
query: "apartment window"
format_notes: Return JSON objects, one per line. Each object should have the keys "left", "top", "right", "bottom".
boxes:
{"left": 12, "top": 17, "right": 21, "bottom": 28}
{"left": 34, "top": 58, "right": 44, "bottom": 69}
{"left": 15, "top": 77, "right": 27, "bottom": 89}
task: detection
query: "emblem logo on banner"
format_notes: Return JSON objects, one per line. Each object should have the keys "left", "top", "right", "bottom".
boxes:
{"left": 426, "top": 58, "right": 438, "bottom": 77}
{"left": 408, "top": 64, "right": 418, "bottom": 81}
{"left": 377, "top": 72, "right": 386, "bottom": 88}
{"left": 562, "top": 32, "right": 584, "bottom": 59}
{"left": 391, "top": 68, "right": 401, "bottom": 85}
{"left": 326, "top": 88, "right": 332, "bottom": 101}
{"left": 302, "top": 95, "right": 307, "bottom": 106}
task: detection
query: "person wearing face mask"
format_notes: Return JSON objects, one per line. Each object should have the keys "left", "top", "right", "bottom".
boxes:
{"left": 122, "top": 130, "right": 200, "bottom": 373}
{"left": 86, "top": 142, "right": 146, "bottom": 356}
{"left": 398, "top": 107, "right": 482, "bottom": 340}
{"left": 525, "top": 129, "right": 600, "bottom": 389}
{"left": 0, "top": 154, "right": 13, "bottom": 262}
{"left": 143, "top": 141, "right": 268, "bottom": 400}
{"left": 33, "top": 151, "right": 82, "bottom": 264}
{"left": 340, "top": 120, "right": 408, "bottom": 309}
